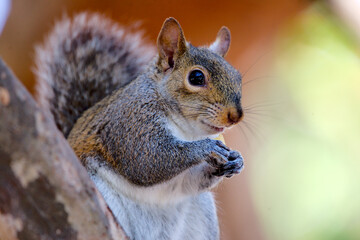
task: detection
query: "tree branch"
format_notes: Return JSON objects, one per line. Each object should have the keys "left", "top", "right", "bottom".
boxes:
{"left": 0, "top": 58, "right": 127, "bottom": 240}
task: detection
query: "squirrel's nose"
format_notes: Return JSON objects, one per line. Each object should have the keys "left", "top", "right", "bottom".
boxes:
{"left": 227, "top": 107, "right": 243, "bottom": 125}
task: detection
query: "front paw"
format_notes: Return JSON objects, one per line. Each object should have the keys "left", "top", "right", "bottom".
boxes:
{"left": 205, "top": 140, "right": 244, "bottom": 178}
{"left": 212, "top": 150, "right": 244, "bottom": 178}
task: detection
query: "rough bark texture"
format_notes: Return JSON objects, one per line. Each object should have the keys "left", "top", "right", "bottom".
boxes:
{"left": 0, "top": 58, "right": 127, "bottom": 240}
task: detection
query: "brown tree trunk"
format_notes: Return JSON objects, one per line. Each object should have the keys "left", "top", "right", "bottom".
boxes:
{"left": 0, "top": 58, "right": 127, "bottom": 240}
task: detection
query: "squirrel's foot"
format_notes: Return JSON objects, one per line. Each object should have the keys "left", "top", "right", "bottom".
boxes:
{"left": 205, "top": 140, "right": 244, "bottom": 178}
{"left": 211, "top": 151, "right": 243, "bottom": 178}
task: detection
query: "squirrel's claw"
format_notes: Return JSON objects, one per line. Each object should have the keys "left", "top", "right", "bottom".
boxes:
{"left": 205, "top": 139, "right": 244, "bottom": 178}
{"left": 211, "top": 151, "right": 244, "bottom": 178}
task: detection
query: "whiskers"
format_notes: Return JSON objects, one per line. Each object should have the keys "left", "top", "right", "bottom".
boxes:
{"left": 179, "top": 103, "right": 218, "bottom": 120}
{"left": 243, "top": 75, "right": 278, "bottom": 86}
{"left": 179, "top": 103, "right": 213, "bottom": 120}
{"left": 235, "top": 100, "right": 283, "bottom": 146}
{"left": 234, "top": 50, "right": 283, "bottom": 146}
{"left": 236, "top": 117, "right": 264, "bottom": 145}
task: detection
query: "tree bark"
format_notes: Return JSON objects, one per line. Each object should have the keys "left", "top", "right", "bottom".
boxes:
{"left": 0, "top": 58, "right": 127, "bottom": 240}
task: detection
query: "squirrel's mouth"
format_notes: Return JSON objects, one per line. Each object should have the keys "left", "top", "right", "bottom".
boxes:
{"left": 200, "top": 120, "right": 225, "bottom": 133}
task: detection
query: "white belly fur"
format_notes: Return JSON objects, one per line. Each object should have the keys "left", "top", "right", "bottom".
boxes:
{"left": 87, "top": 158, "right": 219, "bottom": 240}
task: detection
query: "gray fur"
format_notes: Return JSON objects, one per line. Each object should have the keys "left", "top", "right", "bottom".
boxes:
{"left": 36, "top": 13, "right": 244, "bottom": 239}
{"left": 35, "top": 12, "right": 155, "bottom": 137}
{"left": 68, "top": 68, "right": 242, "bottom": 186}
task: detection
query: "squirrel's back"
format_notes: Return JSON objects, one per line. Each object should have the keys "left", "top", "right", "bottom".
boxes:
{"left": 35, "top": 12, "right": 155, "bottom": 137}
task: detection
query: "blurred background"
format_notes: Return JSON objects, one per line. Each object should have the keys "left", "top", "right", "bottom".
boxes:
{"left": 1, "top": 0, "right": 359, "bottom": 239}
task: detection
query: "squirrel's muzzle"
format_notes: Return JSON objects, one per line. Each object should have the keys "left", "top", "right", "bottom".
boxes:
{"left": 227, "top": 106, "right": 243, "bottom": 125}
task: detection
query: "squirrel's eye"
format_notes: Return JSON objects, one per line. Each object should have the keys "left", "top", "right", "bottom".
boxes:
{"left": 188, "top": 70, "right": 206, "bottom": 86}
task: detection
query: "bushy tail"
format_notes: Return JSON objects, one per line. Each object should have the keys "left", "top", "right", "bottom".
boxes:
{"left": 35, "top": 12, "right": 155, "bottom": 137}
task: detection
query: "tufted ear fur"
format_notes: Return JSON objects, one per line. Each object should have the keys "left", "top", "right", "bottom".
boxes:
{"left": 157, "top": 17, "right": 187, "bottom": 71}
{"left": 209, "top": 26, "right": 231, "bottom": 57}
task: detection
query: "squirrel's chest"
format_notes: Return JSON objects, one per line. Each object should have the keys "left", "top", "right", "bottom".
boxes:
{"left": 107, "top": 192, "right": 189, "bottom": 240}
{"left": 86, "top": 158, "right": 218, "bottom": 240}
{"left": 89, "top": 169, "right": 205, "bottom": 240}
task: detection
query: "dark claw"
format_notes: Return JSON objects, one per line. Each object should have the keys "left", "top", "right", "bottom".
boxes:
{"left": 228, "top": 151, "right": 241, "bottom": 161}
{"left": 221, "top": 160, "right": 239, "bottom": 170}
{"left": 205, "top": 139, "right": 243, "bottom": 177}
{"left": 223, "top": 167, "right": 243, "bottom": 178}
{"left": 215, "top": 140, "right": 230, "bottom": 151}
{"left": 214, "top": 145, "right": 230, "bottom": 158}
{"left": 211, "top": 156, "right": 244, "bottom": 177}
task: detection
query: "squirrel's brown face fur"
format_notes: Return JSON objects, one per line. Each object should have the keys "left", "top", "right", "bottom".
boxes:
{"left": 157, "top": 18, "right": 243, "bottom": 135}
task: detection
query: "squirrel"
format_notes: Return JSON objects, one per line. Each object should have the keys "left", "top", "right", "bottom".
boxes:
{"left": 35, "top": 12, "right": 244, "bottom": 240}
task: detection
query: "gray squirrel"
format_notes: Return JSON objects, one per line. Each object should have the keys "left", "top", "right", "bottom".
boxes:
{"left": 35, "top": 12, "right": 244, "bottom": 240}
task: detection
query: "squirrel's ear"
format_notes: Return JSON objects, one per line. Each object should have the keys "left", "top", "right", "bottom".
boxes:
{"left": 209, "top": 26, "right": 231, "bottom": 57}
{"left": 157, "top": 17, "right": 187, "bottom": 70}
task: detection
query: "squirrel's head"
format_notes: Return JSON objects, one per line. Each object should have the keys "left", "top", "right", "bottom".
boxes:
{"left": 156, "top": 18, "right": 243, "bottom": 137}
